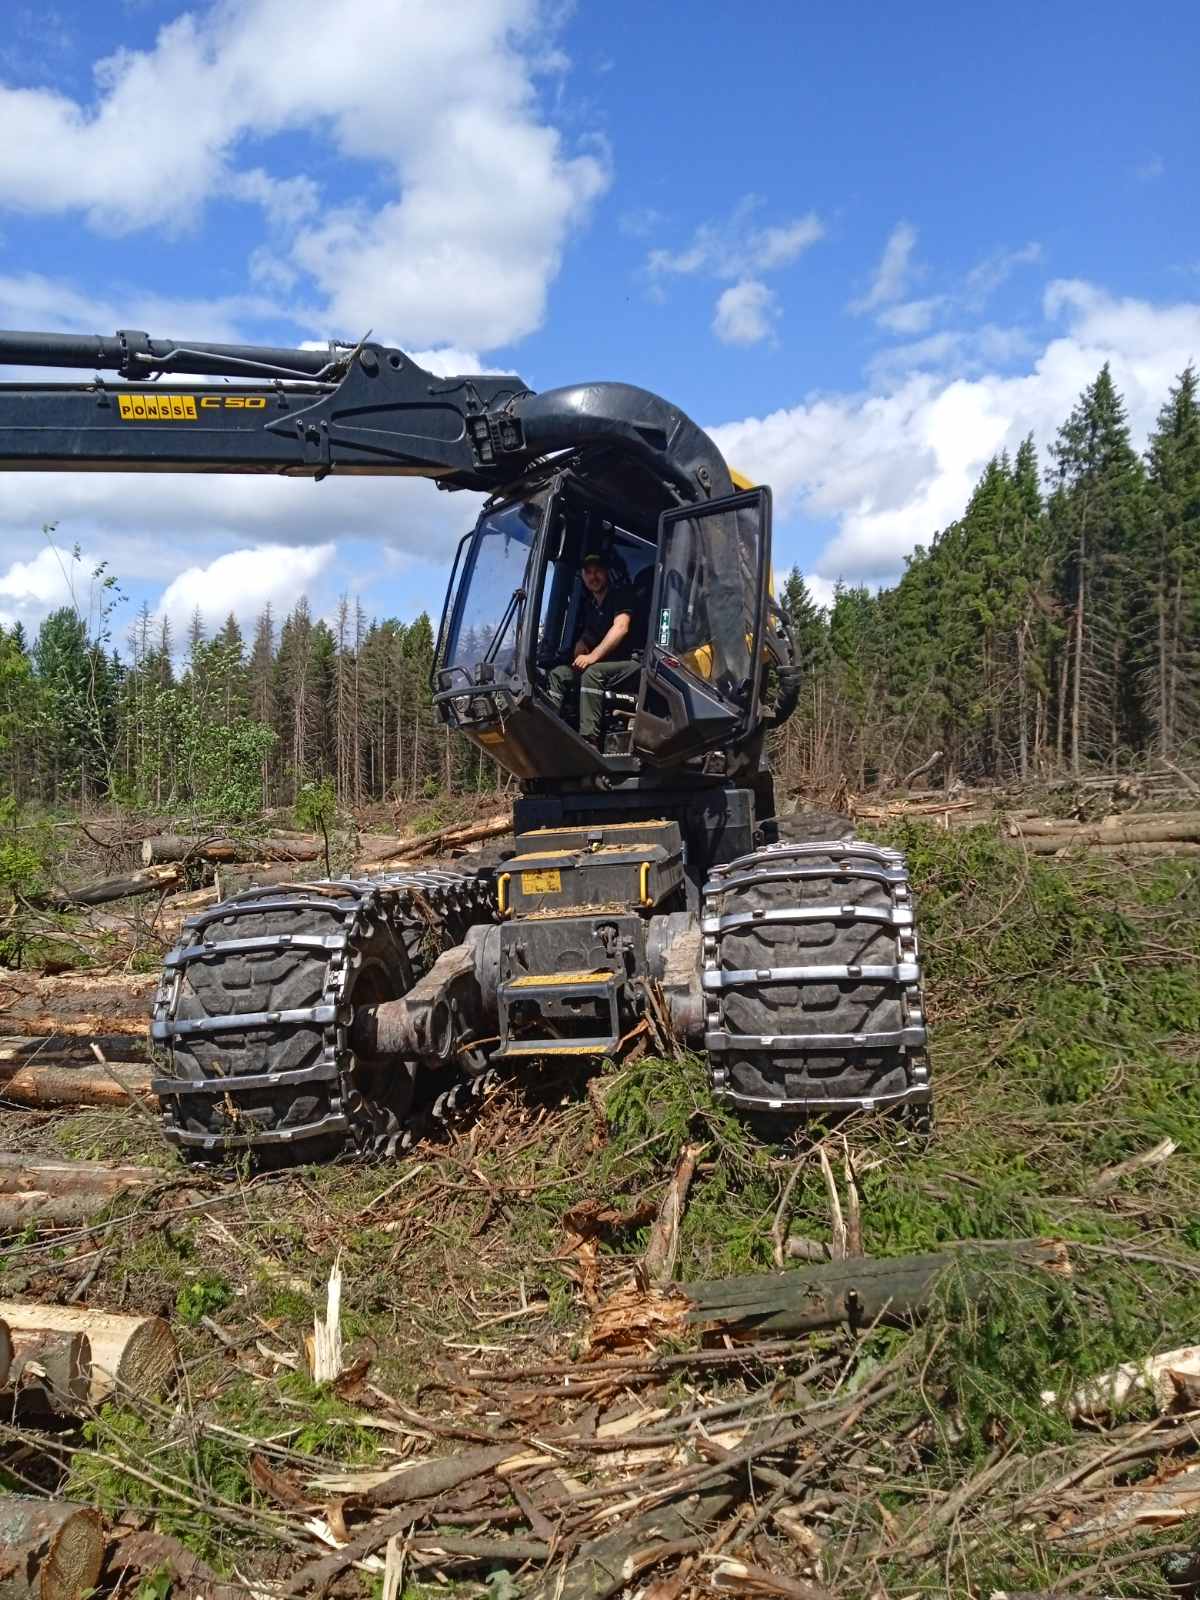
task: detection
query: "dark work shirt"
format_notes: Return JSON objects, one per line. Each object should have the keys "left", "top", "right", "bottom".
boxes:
{"left": 579, "top": 583, "right": 635, "bottom": 652}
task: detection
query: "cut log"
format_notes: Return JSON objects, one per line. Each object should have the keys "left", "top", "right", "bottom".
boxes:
{"left": 1014, "top": 814, "right": 1200, "bottom": 844}
{"left": 0, "top": 1035, "right": 148, "bottom": 1067}
{"left": 364, "top": 811, "right": 511, "bottom": 866}
{"left": 681, "top": 1239, "right": 1070, "bottom": 1336}
{"left": 0, "top": 1157, "right": 159, "bottom": 1229}
{"left": 0, "top": 1499, "right": 104, "bottom": 1600}
{"left": 5, "top": 1330, "right": 91, "bottom": 1410}
{"left": 0, "top": 1062, "right": 152, "bottom": 1110}
{"left": 141, "top": 833, "right": 322, "bottom": 866}
{"left": 0, "top": 1303, "right": 176, "bottom": 1404}
{"left": 0, "top": 971, "right": 156, "bottom": 1037}
{"left": 215, "top": 863, "right": 324, "bottom": 896}
{"left": 1024, "top": 836, "right": 1200, "bottom": 856}
{"left": 46, "top": 864, "right": 185, "bottom": 908}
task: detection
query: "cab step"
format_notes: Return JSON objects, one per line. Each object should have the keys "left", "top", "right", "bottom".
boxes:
{"left": 495, "top": 968, "right": 623, "bottom": 1060}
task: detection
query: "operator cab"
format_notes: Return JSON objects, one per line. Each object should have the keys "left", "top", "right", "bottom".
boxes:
{"left": 433, "top": 469, "right": 773, "bottom": 784}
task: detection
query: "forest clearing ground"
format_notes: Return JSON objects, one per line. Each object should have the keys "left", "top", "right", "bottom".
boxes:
{"left": 1, "top": 821, "right": 1199, "bottom": 1596}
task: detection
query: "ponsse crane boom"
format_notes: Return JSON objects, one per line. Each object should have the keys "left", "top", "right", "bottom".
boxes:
{"left": 0, "top": 328, "right": 930, "bottom": 1162}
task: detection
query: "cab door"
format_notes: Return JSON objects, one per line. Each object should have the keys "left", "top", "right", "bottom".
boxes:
{"left": 632, "top": 486, "right": 772, "bottom": 765}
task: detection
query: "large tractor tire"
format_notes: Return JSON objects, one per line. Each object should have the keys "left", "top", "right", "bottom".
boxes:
{"left": 702, "top": 829, "right": 930, "bottom": 1125}
{"left": 150, "top": 869, "right": 494, "bottom": 1165}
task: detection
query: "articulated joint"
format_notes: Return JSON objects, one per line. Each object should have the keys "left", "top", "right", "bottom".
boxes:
{"left": 353, "top": 943, "right": 479, "bottom": 1065}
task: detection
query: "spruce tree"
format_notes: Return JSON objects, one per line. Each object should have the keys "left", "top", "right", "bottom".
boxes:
{"left": 1047, "top": 364, "right": 1146, "bottom": 770}
{"left": 1143, "top": 365, "right": 1200, "bottom": 753}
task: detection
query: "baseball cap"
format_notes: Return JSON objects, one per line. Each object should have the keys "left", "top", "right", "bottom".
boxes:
{"left": 581, "top": 551, "right": 609, "bottom": 566}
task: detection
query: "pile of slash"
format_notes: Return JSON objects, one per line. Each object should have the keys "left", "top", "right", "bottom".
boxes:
{"left": 1, "top": 1127, "right": 1200, "bottom": 1600}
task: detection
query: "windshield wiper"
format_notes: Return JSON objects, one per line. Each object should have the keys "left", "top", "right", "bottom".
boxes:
{"left": 484, "top": 587, "right": 526, "bottom": 667}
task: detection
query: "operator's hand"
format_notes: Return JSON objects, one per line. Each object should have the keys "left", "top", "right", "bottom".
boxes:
{"left": 573, "top": 650, "right": 596, "bottom": 670}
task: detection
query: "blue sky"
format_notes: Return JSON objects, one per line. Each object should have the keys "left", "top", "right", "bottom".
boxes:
{"left": 0, "top": 0, "right": 1197, "bottom": 649}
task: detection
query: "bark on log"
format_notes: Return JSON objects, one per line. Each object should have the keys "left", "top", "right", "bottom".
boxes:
{"left": 0, "top": 971, "right": 155, "bottom": 1036}
{"left": 141, "top": 833, "right": 322, "bottom": 865}
{"left": 1013, "top": 813, "right": 1200, "bottom": 842}
{"left": 0, "top": 1499, "right": 104, "bottom": 1600}
{"left": 0, "top": 1157, "right": 159, "bottom": 1229}
{"left": 0, "top": 1320, "right": 11, "bottom": 1388}
{"left": 0, "top": 1062, "right": 152, "bottom": 1110}
{"left": 0, "top": 1303, "right": 176, "bottom": 1404}
{"left": 0, "top": 1035, "right": 148, "bottom": 1067}
{"left": 681, "top": 1239, "right": 1070, "bottom": 1336}
{"left": 46, "top": 864, "right": 185, "bottom": 908}
{"left": 5, "top": 1330, "right": 91, "bottom": 1410}
{"left": 1024, "top": 834, "right": 1200, "bottom": 856}
{"left": 215, "top": 863, "right": 325, "bottom": 896}
{"left": 530, "top": 1488, "right": 736, "bottom": 1600}
{"left": 364, "top": 812, "right": 511, "bottom": 865}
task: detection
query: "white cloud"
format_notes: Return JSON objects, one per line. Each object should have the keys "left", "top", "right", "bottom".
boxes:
{"left": 156, "top": 542, "right": 337, "bottom": 640}
{"left": 0, "top": 543, "right": 122, "bottom": 636}
{"left": 648, "top": 199, "right": 823, "bottom": 280}
{"left": 0, "top": 0, "right": 608, "bottom": 351}
{"left": 712, "top": 279, "right": 1200, "bottom": 588}
{"left": 964, "top": 241, "right": 1043, "bottom": 304}
{"left": 849, "top": 221, "right": 918, "bottom": 314}
{"left": 0, "top": 546, "right": 75, "bottom": 631}
{"left": 1135, "top": 154, "right": 1165, "bottom": 182}
{"left": 875, "top": 296, "right": 946, "bottom": 335}
{"left": 713, "top": 279, "right": 777, "bottom": 346}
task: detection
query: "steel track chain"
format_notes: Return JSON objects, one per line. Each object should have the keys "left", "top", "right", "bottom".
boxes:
{"left": 151, "top": 866, "right": 496, "bottom": 1160}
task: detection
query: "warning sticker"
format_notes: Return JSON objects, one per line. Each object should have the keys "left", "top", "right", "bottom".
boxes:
{"left": 521, "top": 869, "right": 561, "bottom": 894}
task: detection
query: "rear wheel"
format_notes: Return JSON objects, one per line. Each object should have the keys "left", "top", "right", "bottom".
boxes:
{"left": 702, "top": 834, "right": 930, "bottom": 1126}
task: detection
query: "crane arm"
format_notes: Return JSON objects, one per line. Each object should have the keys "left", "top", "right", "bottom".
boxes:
{"left": 0, "top": 329, "right": 531, "bottom": 487}
{"left": 0, "top": 329, "right": 733, "bottom": 502}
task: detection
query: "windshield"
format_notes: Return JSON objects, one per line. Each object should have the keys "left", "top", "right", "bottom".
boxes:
{"left": 442, "top": 495, "right": 545, "bottom": 680}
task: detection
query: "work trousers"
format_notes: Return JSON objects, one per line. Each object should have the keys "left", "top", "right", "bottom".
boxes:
{"left": 546, "top": 659, "right": 639, "bottom": 740}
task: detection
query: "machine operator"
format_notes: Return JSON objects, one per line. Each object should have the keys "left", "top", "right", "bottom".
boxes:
{"left": 546, "top": 553, "right": 640, "bottom": 744}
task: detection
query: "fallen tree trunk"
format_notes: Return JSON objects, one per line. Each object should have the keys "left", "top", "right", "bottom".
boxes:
{"left": 1024, "top": 836, "right": 1200, "bottom": 857}
{"left": 0, "top": 1062, "right": 152, "bottom": 1110}
{"left": 363, "top": 811, "right": 511, "bottom": 865}
{"left": 0, "top": 1035, "right": 148, "bottom": 1067}
{"left": 1013, "top": 813, "right": 1200, "bottom": 842}
{"left": 682, "top": 1239, "right": 1070, "bottom": 1336}
{"left": 213, "top": 863, "right": 324, "bottom": 896}
{"left": 0, "top": 1500, "right": 104, "bottom": 1600}
{"left": 141, "top": 832, "right": 322, "bottom": 865}
{"left": 4, "top": 1330, "right": 91, "bottom": 1410}
{"left": 0, "top": 1303, "right": 176, "bottom": 1404}
{"left": 46, "top": 864, "right": 186, "bottom": 908}
{"left": 0, "top": 972, "right": 156, "bottom": 1037}
{"left": 0, "top": 1157, "right": 159, "bottom": 1229}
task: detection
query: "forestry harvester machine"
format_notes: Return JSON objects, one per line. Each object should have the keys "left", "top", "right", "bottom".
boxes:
{"left": 0, "top": 328, "right": 930, "bottom": 1162}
